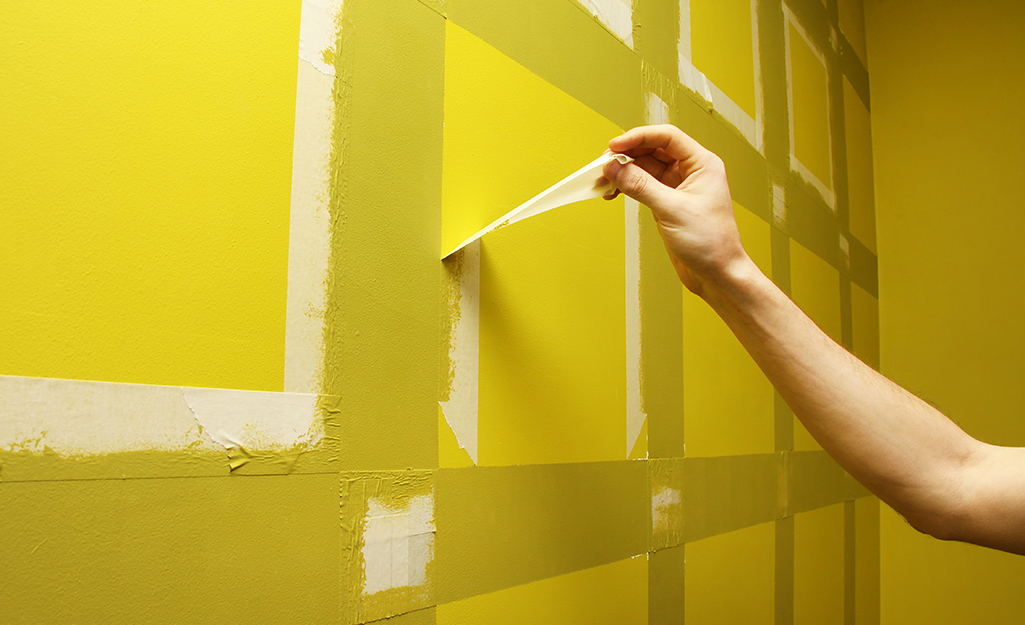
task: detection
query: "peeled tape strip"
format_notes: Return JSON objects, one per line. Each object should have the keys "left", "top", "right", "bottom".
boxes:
{"left": 442, "top": 152, "right": 634, "bottom": 259}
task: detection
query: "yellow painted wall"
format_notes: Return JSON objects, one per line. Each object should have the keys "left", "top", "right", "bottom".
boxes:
{"left": 787, "top": 16, "right": 833, "bottom": 195}
{"left": 684, "top": 204, "right": 774, "bottom": 457}
{"left": 867, "top": 0, "right": 1025, "bottom": 622}
{"left": 795, "top": 503, "right": 846, "bottom": 625}
{"left": 0, "top": 0, "right": 298, "bottom": 392}
{"left": 1, "top": 0, "right": 880, "bottom": 622}
{"left": 443, "top": 24, "right": 627, "bottom": 466}
{"left": 690, "top": 0, "right": 758, "bottom": 120}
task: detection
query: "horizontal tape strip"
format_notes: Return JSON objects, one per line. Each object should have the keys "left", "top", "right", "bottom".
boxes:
{"left": 0, "top": 375, "right": 341, "bottom": 481}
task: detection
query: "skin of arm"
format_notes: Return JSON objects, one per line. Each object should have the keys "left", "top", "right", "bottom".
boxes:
{"left": 602, "top": 124, "right": 1025, "bottom": 555}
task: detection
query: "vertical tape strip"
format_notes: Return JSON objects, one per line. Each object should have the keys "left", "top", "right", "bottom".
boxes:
{"left": 625, "top": 196, "right": 646, "bottom": 459}
{"left": 440, "top": 240, "right": 480, "bottom": 465}
{"left": 284, "top": 0, "right": 343, "bottom": 393}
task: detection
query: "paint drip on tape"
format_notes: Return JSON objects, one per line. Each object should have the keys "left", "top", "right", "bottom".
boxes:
{"left": 442, "top": 151, "right": 634, "bottom": 259}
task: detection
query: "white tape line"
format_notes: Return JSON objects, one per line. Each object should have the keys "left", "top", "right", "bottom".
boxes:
{"left": 577, "top": 0, "right": 634, "bottom": 48}
{"left": 284, "top": 0, "right": 342, "bottom": 393}
{"left": 440, "top": 240, "right": 480, "bottom": 465}
{"left": 625, "top": 197, "right": 647, "bottom": 458}
{"left": 773, "top": 182, "right": 787, "bottom": 225}
{"left": 651, "top": 485, "right": 682, "bottom": 534}
{"left": 0, "top": 375, "right": 323, "bottom": 456}
{"left": 678, "top": 0, "right": 764, "bottom": 153}
{"left": 678, "top": 0, "right": 692, "bottom": 62}
{"left": 442, "top": 152, "right": 634, "bottom": 259}
{"left": 783, "top": 4, "right": 836, "bottom": 211}
{"left": 362, "top": 494, "right": 435, "bottom": 595}
{"left": 646, "top": 92, "right": 671, "bottom": 126}
{"left": 298, "top": 0, "right": 343, "bottom": 77}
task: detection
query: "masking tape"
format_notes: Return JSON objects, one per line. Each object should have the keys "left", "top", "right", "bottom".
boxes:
{"left": 645, "top": 92, "right": 670, "bottom": 126}
{"left": 442, "top": 152, "right": 634, "bottom": 259}
{"left": 341, "top": 470, "right": 435, "bottom": 624}
{"left": 625, "top": 196, "right": 647, "bottom": 459}
{"left": 439, "top": 240, "right": 480, "bottom": 465}
{"left": 298, "top": 0, "right": 343, "bottom": 77}
{"left": 0, "top": 375, "right": 324, "bottom": 457}
{"left": 576, "top": 0, "right": 634, "bottom": 48}
{"left": 284, "top": 0, "right": 342, "bottom": 393}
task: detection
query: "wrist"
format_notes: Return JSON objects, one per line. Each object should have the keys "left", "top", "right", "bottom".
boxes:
{"left": 699, "top": 255, "right": 770, "bottom": 315}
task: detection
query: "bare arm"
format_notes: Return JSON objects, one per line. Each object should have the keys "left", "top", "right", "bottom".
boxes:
{"left": 603, "top": 124, "right": 1025, "bottom": 554}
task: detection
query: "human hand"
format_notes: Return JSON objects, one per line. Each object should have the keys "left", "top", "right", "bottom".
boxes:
{"left": 602, "top": 124, "right": 750, "bottom": 297}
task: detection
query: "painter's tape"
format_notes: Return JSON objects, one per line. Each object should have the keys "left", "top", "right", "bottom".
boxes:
{"left": 284, "top": 0, "right": 341, "bottom": 393}
{"left": 439, "top": 239, "right": 480, "bottom": 465}
{"left": 298, "top": 0, "right": 343, "bottom": 77}
{"left": 625, "top": 197, "right": 646, "bottom": 459}
{"left": 442, "top": 152, "right": 634, "bottom": 259}
{"left": 0, "top": 375, "right": 324, "bottom": 457}
{"left": 577, "top": 0, "right": 634, "bottom": 48}
{"left": 341, "top": 471, "right": 435, "bottom": 624}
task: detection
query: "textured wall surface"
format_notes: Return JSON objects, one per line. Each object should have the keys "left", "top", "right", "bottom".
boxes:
{"left": 867, "top": 0, "right": 1025, "bottom": 622}
{"left": 1, "top": 0, "right": 878, "bottom": 622}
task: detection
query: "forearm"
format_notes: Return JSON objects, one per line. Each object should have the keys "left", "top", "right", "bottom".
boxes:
{"left": 702, "top": 257, "right": 982, "bottom": 538}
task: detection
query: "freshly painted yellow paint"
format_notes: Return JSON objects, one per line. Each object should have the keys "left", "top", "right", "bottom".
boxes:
{"left": 0, "top": 474, "right": 341, "bottom": 623}
{"left": 442, "top": 23, "right": 622, "bottom": 257}
{"left": 855, "top": 497, "right": 880, "bottom": 625}
{"left": 690, "top": 0, "right": 758, "bottom": 120}
{"left": 436, "top": 555, "right": 647, "bottom": 625}
{"left": 795, "top": 503, "right": 845, "bottom": 625}
{"left": 844, "top": 77, "right": 876, "bottom": 251}
{"left": 444, "top": 22, "right": 627, "bottom": 466}
{"left": 880, "top": 504, "right": 1025, "bottom": 624}
{"left": 789, "top": 22, "right": 833, "bottom": 190}
{"left": 790, "top": 241, "right": 841, "bottom": 451}
{"left": 851, "top": 283, "right": 879, "bottom": 370}
{"left": 685, "top": 521, "right": 775, "bottom": 623}
{"left": 0, "top": 0, "right": 298, "bottom": 391}
{"left": 684, "top": 204, "right": 773, "bottom": 456}
{"left": 871, "top": 2, "right": 1025, "bottom": 621}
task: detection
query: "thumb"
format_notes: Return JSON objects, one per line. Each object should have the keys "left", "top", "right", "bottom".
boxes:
{"left": 605, "top": 160, "right": 676, "bottom": 209}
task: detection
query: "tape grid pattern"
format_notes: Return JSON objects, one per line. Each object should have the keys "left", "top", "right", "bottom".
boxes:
{"left": 0, "top": 0, "right": 879, "bottom": 623}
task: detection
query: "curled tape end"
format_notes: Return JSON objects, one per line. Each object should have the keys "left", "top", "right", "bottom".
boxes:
{"left": 610, "top": 153, "right": 635, "bottom": 165}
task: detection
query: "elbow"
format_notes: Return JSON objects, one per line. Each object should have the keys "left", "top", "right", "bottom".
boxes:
{"left": 899, "top": 448, "right": 985, "bottom": 543}
{"left": 903, "top": 508, "right": 966, "bottom": 542}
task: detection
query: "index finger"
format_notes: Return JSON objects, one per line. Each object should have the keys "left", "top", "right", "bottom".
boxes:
{"left": 609, "top": 124, "right": 710, "bottom": 176}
